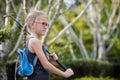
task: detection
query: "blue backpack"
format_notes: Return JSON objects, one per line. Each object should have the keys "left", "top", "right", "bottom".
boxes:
{"left": 16, "top": 45, "right": 50, "bottom": 77}
{"left": 16, "top": 48, "right": 37, "bottom": 77}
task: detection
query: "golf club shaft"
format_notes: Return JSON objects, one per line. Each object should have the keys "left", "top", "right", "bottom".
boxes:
{"left": 10, "top": 17, "right": 67, "bottom": 71}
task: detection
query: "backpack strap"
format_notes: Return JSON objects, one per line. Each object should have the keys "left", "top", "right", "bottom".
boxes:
{"left": 33, "top": 56, "right": 37, "bottom": 66}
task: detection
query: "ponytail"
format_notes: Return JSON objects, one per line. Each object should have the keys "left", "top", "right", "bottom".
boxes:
{"left": 23, "top": 25, "right": 27, "bottom": 47}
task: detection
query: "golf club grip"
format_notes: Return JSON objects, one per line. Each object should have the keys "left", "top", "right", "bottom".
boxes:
{"left": 42, "top": 46, "right": 67, "bottom": 71}
{"left": 56, "top": 60, "right": 67, "bottom": 71}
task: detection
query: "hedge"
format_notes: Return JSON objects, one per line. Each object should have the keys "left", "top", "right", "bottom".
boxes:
{"left": 6, "top": 59, "right": 120, "bottom": 80}
{"left": 50, "top": 59, "right": 120, "bottom": 80}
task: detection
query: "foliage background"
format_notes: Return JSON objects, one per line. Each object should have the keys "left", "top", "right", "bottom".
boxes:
{"left": 0, "top": 0, "right": 120, "bottom": 80}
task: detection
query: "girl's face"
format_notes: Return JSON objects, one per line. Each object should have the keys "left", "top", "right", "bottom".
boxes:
{"left": 31, "top": 15, "right": 49, "bottom": 36}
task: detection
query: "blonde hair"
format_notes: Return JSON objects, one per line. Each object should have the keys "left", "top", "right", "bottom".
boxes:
{"left": 23, "top": 10, "right": 47, "bottom": 47}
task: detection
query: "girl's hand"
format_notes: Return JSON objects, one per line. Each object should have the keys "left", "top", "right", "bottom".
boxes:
{"left": 64, "top": 68, "right": 74, "bottom": 78}
{"left": 49, "top": 53, "right": 58, "bottom": 62}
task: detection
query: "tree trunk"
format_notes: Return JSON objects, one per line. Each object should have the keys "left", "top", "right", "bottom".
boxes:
{"left": 5, "top": 0, "right": 10, "bottom": 26}
{"left": 98, "top": 40, "right": 106, "bottom": 60}
{"left": 0, "top": 64, "right": 7, "bottom": 80}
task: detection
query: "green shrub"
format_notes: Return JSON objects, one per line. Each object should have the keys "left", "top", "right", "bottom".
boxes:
{"left": 6, "top": 59, "right": 120, "bottom": 80}
{"left": 6, "top": 61, "right": 22, "bottom": 80}
{"left": 50, "top": 59, "right": 120, "bottom": 80}
{"left": 0, "top": 27, "right": 11, "bottom": 43}
{"left": 75, "top": 76, "right": 116, "bottom": 80}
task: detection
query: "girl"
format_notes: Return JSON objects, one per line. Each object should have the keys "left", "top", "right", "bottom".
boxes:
{"left": 23, "top": 10, "right": 74, "bottom": 80}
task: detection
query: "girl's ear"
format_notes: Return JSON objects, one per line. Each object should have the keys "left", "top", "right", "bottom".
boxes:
{"left": 29, "top": 21, "right": 34, "bottom": 27}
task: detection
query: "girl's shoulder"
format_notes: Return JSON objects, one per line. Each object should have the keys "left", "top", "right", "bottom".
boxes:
{"left": 28, "top": 37, "right": 41, "bottom": 46}
{"left": 27, "top": 37, "right": 41, "bottom": 53}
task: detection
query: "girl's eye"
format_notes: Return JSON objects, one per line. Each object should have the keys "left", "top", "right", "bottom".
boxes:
{"left": 42, "top": 22, "right": 48, "bottom": 26}
{"left": 42, "top": 22, "right": 49, "bottom": 26}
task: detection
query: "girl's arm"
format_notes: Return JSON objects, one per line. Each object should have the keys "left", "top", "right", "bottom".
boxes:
{"left": 28, "top": 38, "right": 74, "bottom": 78}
